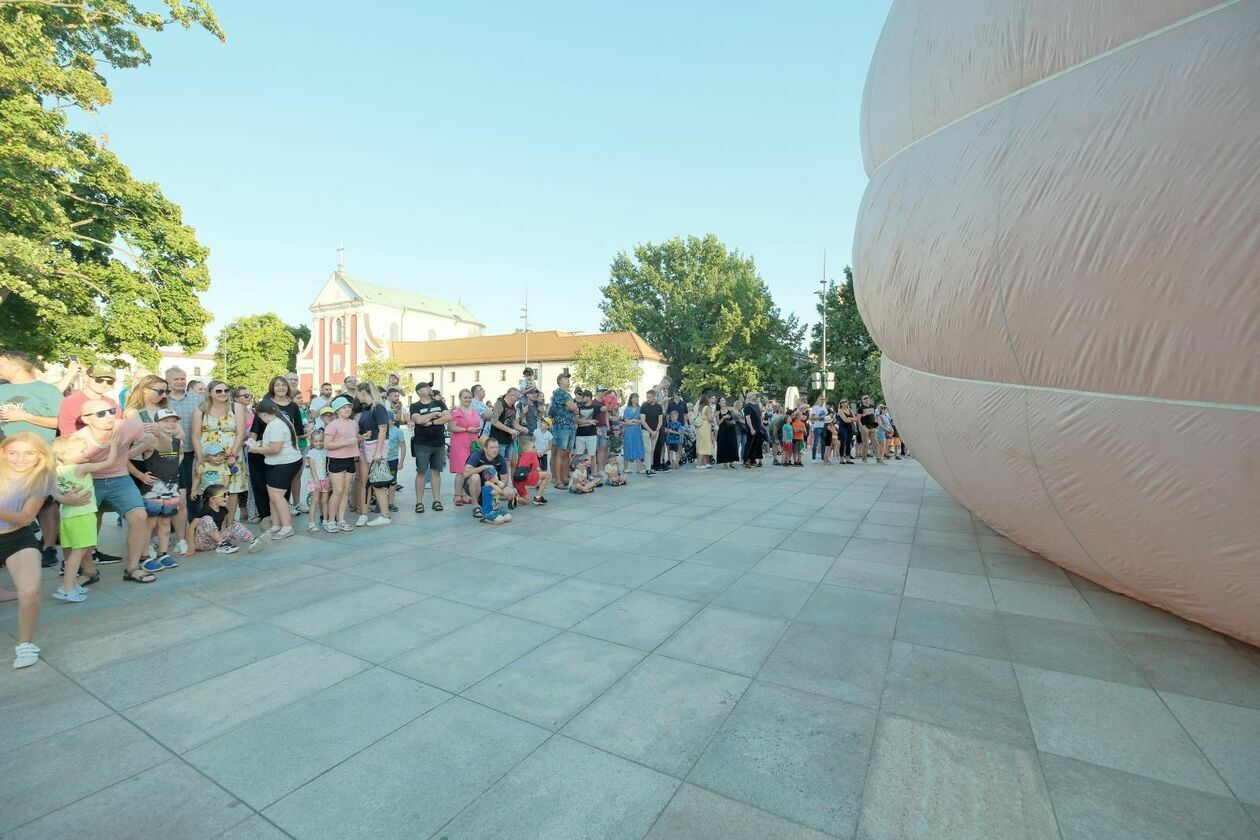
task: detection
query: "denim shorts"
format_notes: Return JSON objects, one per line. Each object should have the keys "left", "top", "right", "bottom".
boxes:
{"left": 94, "top": 475, "right": 144, "bottom": 515}
{"left": 551, "top": 427, "right": 575, "bottom": 452}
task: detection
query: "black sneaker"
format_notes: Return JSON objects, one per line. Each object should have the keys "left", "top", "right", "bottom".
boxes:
{"left": 41, "top": 546, "right": 59, "bottom": 568}
{"left": 93, "top": 549, "right": 123, "bottom": 565}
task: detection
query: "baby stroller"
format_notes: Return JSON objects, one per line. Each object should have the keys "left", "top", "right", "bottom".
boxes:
{"left": 678, "top": 425, "right": 697, "bottom": 466}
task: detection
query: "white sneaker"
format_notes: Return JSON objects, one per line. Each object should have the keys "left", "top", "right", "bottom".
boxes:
{"left": 307, "top": 521, "right": 320, "bottom": 532}
{"left": 272, "top": 526, "right": 295, "bottom": 540}
{"left": 355, "top": 514, "right": 368, "bottom": 527}
{"left": 265, "top": 525, "right": 281, "bottom": 536}
{"left": 13, "top": 642, "right": 40, "bottom": 669}
{"left": 174, "top": 539, "right": 187, "bottom": 556}
{"left": 365, "top": 516, "right": 391, "bottom": 527}
{"left": 339, "top": 522, "right": 354, "bottom": 532}
{"left": 246, "top": 537, "right": 264, "bottom": 552}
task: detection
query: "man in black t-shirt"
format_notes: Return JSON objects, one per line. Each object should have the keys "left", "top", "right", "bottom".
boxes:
{"left": 573, "top": 390, "right": 602, "bottom": 460}
{"left": 408, "top": 381, "right": 449, "bottom": 511}
{"left": 639, "top": 389, "right": 665, "bottom": 475}
{"left": 462, "top": 437, "right": 514, "bottom": 517}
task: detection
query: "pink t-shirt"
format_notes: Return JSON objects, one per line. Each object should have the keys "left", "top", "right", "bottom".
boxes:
{"left": 74, "top": 418, "right": 142, "bottom": 479}
{"left": 58, "top": 391, "right": 120, "bottom": 437}
{"left": 324, "top": 418, "right": 360, "bottom": 459}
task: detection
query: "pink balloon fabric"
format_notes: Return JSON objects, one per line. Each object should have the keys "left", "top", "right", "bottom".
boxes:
{"left": 855, "top": 0, "right": 1260, "bottom": 644}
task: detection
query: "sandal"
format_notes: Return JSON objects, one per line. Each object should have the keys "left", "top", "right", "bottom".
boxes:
{"left": 123, "top": 568, "right": 156, "bottom": 584}
{"left": 472, "top": 508, "right": 483, "bottom": 518}
{"left": 414, "top": 502, "right": 425, "bottom": 514}
{"left": 454, "top": 497, "right": 464, "bottom": 507}
{"left": 432, "top": 501, "right": 444, "bottom": 511}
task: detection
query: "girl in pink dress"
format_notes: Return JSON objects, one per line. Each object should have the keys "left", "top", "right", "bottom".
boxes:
{"left": 448, "top": 388, "right": 481, "bottom": 506}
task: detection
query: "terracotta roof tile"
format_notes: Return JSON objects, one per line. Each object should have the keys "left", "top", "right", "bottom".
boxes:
{"left": 390, "top": 331, "right": 665, "bottom": 367}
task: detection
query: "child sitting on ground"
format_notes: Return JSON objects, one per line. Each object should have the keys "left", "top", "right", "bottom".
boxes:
{"left": 191, "top": 484, "right": 261, "bottom": 554}
{"left": 568, "top": 456, "right": 598, "bottom": 494}
{"left": 512, "top": 434, "right": 549, "bottom": 505}
{"left": 305, "top": 429, "right": 330, "bottom": 531}
{"left": 602, "top": 458, "right": 627, "bottom": 487}
{"left": 51, "top": 435, "right": 121, "bottom": 602}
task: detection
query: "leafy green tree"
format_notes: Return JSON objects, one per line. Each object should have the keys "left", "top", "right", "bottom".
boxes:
{"left": 285, "top": 323, "right": 310, "bottom": 371}
{"left": 600, "top": 234, "right": 804, "bottom": 397}
{"left": 809, "top": 266, "right": 883, "bottom": 402}
{"left": 572, "top": 341, "right": 642, "bottom": 394}
{"left": 357, "top": 352, "right": 412, "bottom": 392}
{"left": 0, "top": 0, "right": 225, "bottom": 368}
{"left": 213, "top": 313, "right": 294, "bottom": 396}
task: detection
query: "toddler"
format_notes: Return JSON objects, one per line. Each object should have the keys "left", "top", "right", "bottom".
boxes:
{"left": 512, "top": 435, "right": 549, "bottom": 505}
{"left": 568, "top": 456, "right": 598, "bottom": 494}
{"left": 51, "top": 435, "right": 120, "bottom": 602}
{"left": 533, "top": 421, "right": 552, "bottom": 473}
{"left": 665, "top": 411, "right": 683, "bottom": 469}
{"left": 305, "top": 429, "right": 330, "bottom": 532}
{"left": 191, "top": 484, "right": 261, "bottom": 554}
{"left": 386, "top": 420, "right": 405, "bottom": 513}
{"left": 790, "top": 412, "right": 806, "bottom": 466}
{"left": 602, "top": 459, "right": 627, "bottom": 487}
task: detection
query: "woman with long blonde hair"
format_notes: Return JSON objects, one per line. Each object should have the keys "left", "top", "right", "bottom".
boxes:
{"left": 191, "top": 380, "right": 248, "bottom": 525}
{"left": 1, "top": 433, "right": 84, "bottom": 668}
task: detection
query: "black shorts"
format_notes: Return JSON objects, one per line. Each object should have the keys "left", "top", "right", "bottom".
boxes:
{"left": 328, "top": 456, "right": 358, "bottom": 474}
{"left": 265, "top": 459, "right": 303, "bottom": 490}
{"left": 0, "top": 524, "right": 41, "bottom": 564}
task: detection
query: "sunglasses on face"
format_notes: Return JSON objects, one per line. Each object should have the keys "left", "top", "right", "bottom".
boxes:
{"left": 82, "top": 407, "right": 118, "bottom": 419}
{"left": 149, "top": 386, "right": 169, "bottom": 395}
{"left": 212, "top": 388, "right": 228, "bottom": 394}
{"left": 92, "top": 377, "right": 115, "bottom": 385}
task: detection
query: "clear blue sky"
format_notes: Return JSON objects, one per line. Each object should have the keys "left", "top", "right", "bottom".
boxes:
{"left": 96, "top": 0, "right": 892, "bottom": 344}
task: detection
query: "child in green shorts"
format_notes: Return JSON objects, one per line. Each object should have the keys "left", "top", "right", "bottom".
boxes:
{"left": 51, "top": 435, "right": 120, "bottom": 602}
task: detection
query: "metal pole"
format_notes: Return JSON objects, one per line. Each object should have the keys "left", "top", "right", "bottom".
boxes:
{"left": 820, "top": 252, "right": 828, "bottom": 402}
{"left": 521, "top": 287, "right": 530, "bottom": 372}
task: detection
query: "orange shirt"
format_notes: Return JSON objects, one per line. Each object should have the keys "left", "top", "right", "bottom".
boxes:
{"left": 791, "top": 419, "right": 807, "bottom": 441}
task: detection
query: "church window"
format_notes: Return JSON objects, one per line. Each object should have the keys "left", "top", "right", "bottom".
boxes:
{"left": 475, "top": 370, "right": 481, "bottom": 381}
{"left": 499, "top": 369, "right": 506, "bottom": 381}
{"left": 449, "top": 371, "right": 455, "bottom": 382}
{"left": 332, "top": 354, "right": 342, "bottom": 373}
{"left": 193, "top": 366, "right": 202, "bottom": 377}
{"left": 333, "top": 317, "right": 344, "bottom": 343}
{"left": 429, "top": 372, "right": 436, "bottom": 384}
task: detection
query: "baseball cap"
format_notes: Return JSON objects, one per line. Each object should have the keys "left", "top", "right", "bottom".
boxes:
{"left": 318, "top": 404, "right": 334, "bottom": 415}
{"left": 86, "top": 363, "right": 116, "bottom": 380}
{"left": 203, "top": 442, "right": 225, "bottom": 456}
{"left": 154, "top": 408, "right": 180, "bottom": 421}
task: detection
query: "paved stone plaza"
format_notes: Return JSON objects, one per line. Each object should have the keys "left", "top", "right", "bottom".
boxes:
{"left": 2, "top": 459, "right": 1258, "bottom": 839}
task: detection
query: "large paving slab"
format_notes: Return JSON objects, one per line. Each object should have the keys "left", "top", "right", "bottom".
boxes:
{"left": 3, "top": 456, "right": 1257, "bottom": 838}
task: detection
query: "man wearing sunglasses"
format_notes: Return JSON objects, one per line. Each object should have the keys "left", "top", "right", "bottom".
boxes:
{"left": 58, "top": 363, "right": 120, "bottom": 436}
{"left": 73, "top": 400, "right": 159, "bottom": 583}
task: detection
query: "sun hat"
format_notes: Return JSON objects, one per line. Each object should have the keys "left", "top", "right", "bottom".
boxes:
{"left": 330, "top": 395, "right": 352, "bottom": 412}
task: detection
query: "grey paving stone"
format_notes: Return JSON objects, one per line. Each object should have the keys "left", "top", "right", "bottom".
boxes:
{"left": 216, "top": 816, "right": 292, "bottom": 840}
{"left": 511, "top": 543, "right": 613, "bottom": 575}
{"left": 269, "top": 582, "right": 424, "bottom": 637}
{"left": 502, "top": 578, "right": 632, "bottom": 628}
{"left": 0, "top": 674, "right": 111, "bottom": 754}
{"left": 580, "top": 554, "right": 678, "bottom": 587}
{"left": 982, "top": 551, "right": 1071, "bottom": 586}
{"left": 385, "top": 613, "right": 559, "bottom": 692}
{"left": 854, "top": 522, "right": 915, "bottom": 544}
{"left": 759, "top": 621, "right": 891, "bottom": 708}
{"left": 978, "top": 533, "right": 1035, "bottom": 557}
{"left": 46, "top": 602, "right": 249, "bottom": 675}
{"left": 720, "top": 525, "right": 791, "bottom": 548}
{"left": 1162, "top": 692, "right": 1260, "bottom": 806}
{"left": 192, "top": 563, "right": 326, "bottom": 605}
{"left": 690, "top": 681, "right": 876, "bottom": 837}
{"left": 678, "top": 518, "right": 742, "bottom": 541}
{"left": 687, "top": 541, "right": 772, "bottom": 571}
{"left": 775, "top": 529, "right": 847, "bottom": 558}
{"left": 564, "top": 655, "right": 748, "bottom": 777}
{"left": 712, "top": 572, "right": 815, "bottom": 619}
{"left": 0, "top": 715, "right": 170, "bottom": 834}
{"left": 864, "top": 508, "right": 915, "bottom": 526}
{"left": 572, "top": 591, "right": 701, "bottom": 650}
{"left": 1083, "top": 589, "right": 1227, "bottom": 644}
{"left": 998, "top": 612, "right": 1148, "bottom": 687}
{"left": 895, "top": 598, "right": 1009, "bottom": 660}
{"left": 442, "top": 735, "right": 678, "bottom": 839}
{"left": 341, "top": 550, "right": 461, "bottom": 583}
{"left": 796, "top": 584, "right": 901, "bottom": 639}
{"left": 840, "top": 537, "right": 913, "bottom": 565}
{"left": 1015, "top": 665, "right": 1230, "bottom": 796}
{"left": 857, "top": 714, "right": 1058, "bottom": 840}
{"left": 7, "top": 759, "right": 248, "bottom": 840}
{"left": 823, "top": 555, "right": 907, "bottom": 595}
{"left": 1040, "top": 753, "right": 1259, "bottom": 840}
{"left": 882, "top": 641, "right": 1033, "bottom": 747}
{"left": 907, "top": 544, "right": 986, "bottom": 575}
{"left": 904, "top": 567, "right": 995, "bottom": 610}
{"left": 402, "top": 557, "right": 562, "bottom": 609}
{"left": 187, "top": 667, "right": 448, "bottom": 809}
{"left": 124, "top": 643, "right": 367, "bottom": 753}
{"left": 990, "top": 578, "right": 1100, "bottom": 625}
{"left": 0, "top": 654, "right": 66, "bottom": 701}
{"left": 215, "top": 572, "right": 364, "bottom": 619}
{"left": 795, "top": 516, "right": 859, "bottom": 538}
{"left": 1114, "top": 631, "right": 1260, "bottom": 709}
{"left": 464, "top": 632, "right": 645, "bottom": 729}
{"left": 658, "top": 607, "right": 787, "bottom": 677}
{"left": 76, "top": 622, "right": 305, "bottom": 709}
{"left": 645, "top": 784, "right": 831, "bottom": 840}
{"left": 624, "top": 515, "right": 693, "bottom": 534}
{"left": 750, "top": 549, "right": 835, "bottom": 583}
{"left": 640, "top": 562, "right": 742, "bottom": 602}
{"left": 913, "top": 511, "right": 976, "bottom": 533}
{"left": 325, "top": 596, "right": 487, "bottom": 663}
{"left": 264, "top": 697, "right": 548, "bottom": 839}
{"left": 913, "top": 527, "right": 979, "bottom": 551}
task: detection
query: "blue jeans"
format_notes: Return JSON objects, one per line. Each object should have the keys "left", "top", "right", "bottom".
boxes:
{"left": 811, "top": 429, "right": 825, "bottom": 459}
{"left": 552, "top": 427, "right": 576, "bottom": 452}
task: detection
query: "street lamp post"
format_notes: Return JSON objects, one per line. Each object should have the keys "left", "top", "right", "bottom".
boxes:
{"left": 820, "top": 252, "right": 828, "bottom": 402}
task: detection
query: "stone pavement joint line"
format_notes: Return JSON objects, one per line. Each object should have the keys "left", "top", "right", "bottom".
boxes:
{"left": 2, "top": 458, "right": 1258, "bottom": 839}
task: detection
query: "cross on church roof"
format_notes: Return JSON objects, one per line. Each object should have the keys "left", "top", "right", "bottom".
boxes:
{"left": 337, "top": 242, "right": 345, "bottom": 270}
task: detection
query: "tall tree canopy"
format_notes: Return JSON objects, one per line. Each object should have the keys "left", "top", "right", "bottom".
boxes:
{"left": 600, "top": 234, "right": 804, "bottom": 397}
{"left": 286, "top": 323, "right": 310, "bottom": 372}
{"left": 571, "top": 341, "right": 642, "bottom": 394}
{"left": 213, "top": 313, "right": 294, "bottom": 397}
{"left": 810, "top": 266, "right": 883, "bottom": 402}
{"left": 0, "top": 0, "right": 224, "bottom": 368}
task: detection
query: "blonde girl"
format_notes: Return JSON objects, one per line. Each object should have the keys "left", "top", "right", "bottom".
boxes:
{"left": 323, "top": 396, "right": 359, "bottom": 531}
{"left": 306, "top": 428, "right": 331, "bottom": 532}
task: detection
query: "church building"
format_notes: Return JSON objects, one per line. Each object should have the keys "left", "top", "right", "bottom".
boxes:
{"left": 295, "top": 267, "right": 484, "bottom": 394}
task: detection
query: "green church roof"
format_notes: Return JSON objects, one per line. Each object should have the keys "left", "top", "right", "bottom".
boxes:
{"left": 334, "top": 270, "right": 485, "bottom": 326}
